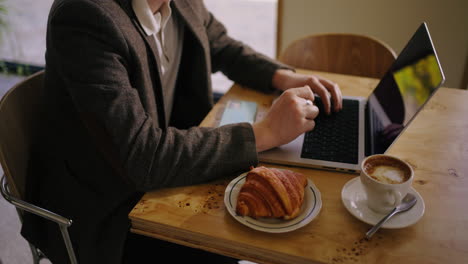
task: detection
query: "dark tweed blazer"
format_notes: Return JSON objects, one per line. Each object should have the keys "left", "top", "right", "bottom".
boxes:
{"left": 21, "top": 0, "right": 289, "bottom": 263}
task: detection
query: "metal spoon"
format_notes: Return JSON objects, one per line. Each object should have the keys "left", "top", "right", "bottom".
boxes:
{"left": 365, "top": 193, "right": 417, "bottom": 239}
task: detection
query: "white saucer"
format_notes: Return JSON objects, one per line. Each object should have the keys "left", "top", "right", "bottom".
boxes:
{"left": 341, "top": 177, "right": 425, "bottom": 229}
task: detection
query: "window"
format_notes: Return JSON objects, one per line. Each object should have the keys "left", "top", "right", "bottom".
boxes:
{"left": 204, "top": 0, "right": 278, "bottom": 94}
{"left": 0, "top": 0, "right": 52, "bottom": 66}
{"left": 0, "top": 0, "right": 278, "bottom": 94}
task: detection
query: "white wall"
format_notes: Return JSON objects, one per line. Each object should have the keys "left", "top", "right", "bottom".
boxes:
{"left": 278, "top": 0, "right": 468, "bottom": 89}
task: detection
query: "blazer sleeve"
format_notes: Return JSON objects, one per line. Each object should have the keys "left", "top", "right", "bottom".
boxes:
{"left": 47, "top": 0, "right": 258, "bottom": 192}
{"left": 200, "top": 3, "right": 293, "bottom": 93}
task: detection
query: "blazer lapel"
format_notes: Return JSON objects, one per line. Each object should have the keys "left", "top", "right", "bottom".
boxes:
{"left": 116, "top": 0, "right": 167, "bottom": 127}
{"left": 114, "top": 0, "right": 213, "bottom": 128}
{"left": 173, "top": 0, "right": 209, "bottom": 57}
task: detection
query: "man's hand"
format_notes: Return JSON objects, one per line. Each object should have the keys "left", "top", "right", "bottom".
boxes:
{"left": 252, "top": 86, "right": 319, "bottom": 152}
{"left": 272, "top": 69, "right": 343, "bottom": 115}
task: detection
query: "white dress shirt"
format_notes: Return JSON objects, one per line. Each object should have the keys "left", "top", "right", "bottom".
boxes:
{"left": 132, "top": 0, "right": 184, "bottom": 123}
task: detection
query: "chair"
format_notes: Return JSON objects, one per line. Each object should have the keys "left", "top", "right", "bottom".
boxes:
{"left": 0, "top": 70, "right": 78, "bottom": 264}
{"left": 279, "top": 33, "right": 397, "bottom": 79}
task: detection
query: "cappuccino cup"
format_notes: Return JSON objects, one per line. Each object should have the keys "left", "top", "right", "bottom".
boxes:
{"left": 360, "top": 154, "right": 414, "bottom": 214}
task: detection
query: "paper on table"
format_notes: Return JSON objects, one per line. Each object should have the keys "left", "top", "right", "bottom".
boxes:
{"left": 219, "top": 100, "right": 257, "bottom": 126}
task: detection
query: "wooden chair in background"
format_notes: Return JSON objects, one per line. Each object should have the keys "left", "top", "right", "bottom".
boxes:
{"left": 0, "top": 71, "right": 78, "bottom": 264}
{"left": 279, "top": 33, "right": 397, "bottom": 79}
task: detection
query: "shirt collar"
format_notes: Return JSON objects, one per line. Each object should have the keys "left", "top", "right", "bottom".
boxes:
{"left": 132, "top": 0, "right": 172, "bottom": 36}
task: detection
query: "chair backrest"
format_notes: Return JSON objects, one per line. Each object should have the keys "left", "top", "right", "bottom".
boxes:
{"left": 279, "top": 33, "right": 397, "bottom": 79}
{"left": 0, "top": 70, "right": 45, "bottom": 199}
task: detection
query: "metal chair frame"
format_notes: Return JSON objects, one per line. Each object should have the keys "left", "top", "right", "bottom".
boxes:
{"left": 0, "top": 71, "right": 78, "bottom": 264}
{"left": 0, "top": 175, "right": 78, "bottom": 263}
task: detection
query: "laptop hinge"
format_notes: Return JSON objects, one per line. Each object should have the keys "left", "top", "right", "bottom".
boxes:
{"left": 365, "top": 103, "right": 372, "bottom": 157}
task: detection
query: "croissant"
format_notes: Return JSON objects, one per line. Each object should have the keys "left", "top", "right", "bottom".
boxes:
{"left": 236, "top": 166, "right": 307, "bottom": 220}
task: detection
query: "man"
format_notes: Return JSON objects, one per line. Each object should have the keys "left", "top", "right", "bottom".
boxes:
{"left": 22, "top": 0, "right": 342, "bottom": 263}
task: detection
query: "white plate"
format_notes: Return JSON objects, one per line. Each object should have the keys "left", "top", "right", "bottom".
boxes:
{"left": 341, "top": 177, "right": 425, "bottom": 229}
{"left": 224, "top": 171, "right": 322, "bottom": 233}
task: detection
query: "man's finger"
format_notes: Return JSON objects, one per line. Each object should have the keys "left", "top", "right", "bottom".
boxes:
{"left": 291, "top": 85, "right": 315, "bottom": 101}
{"left": 304, "top": 104, "right": 319, "bottom": 120}
{"left": 302, "top": 119, "right": 316, "bottom": 133}
{"left": 309, "top": 78, "right": 332, "bottom": 115}
{"left": 319, "top": 78, "right": 342, "bottom": 112}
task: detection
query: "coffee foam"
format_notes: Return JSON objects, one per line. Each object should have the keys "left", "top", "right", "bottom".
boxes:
{"left": 364, "top": 156, "right": 411, "bottom": 184}
{"left": 369, "top": 165, "right": 406, "bottom": 184}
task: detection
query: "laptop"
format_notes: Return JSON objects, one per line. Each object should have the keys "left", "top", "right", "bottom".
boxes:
{"left": 258, "top": 22, "right": 445, "bottom": 173}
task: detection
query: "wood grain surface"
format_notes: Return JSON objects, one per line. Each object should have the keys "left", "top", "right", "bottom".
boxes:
{"left": 130, "top": 70, "right": 468, "bottom": 264}
{"left": 279, "top": 34, "right": 397, "bottom": 79}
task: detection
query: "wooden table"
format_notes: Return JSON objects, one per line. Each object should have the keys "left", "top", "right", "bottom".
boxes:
{"left": 129, "top": 70, "right": 468, "bottom": 264}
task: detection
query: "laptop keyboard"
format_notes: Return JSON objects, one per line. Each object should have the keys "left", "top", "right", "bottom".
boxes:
{"left": 301, "top": 97, "right": 360, "bottom": 164}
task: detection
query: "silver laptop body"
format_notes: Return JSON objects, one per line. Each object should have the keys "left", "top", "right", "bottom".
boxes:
{"left": 258, "top": 22, "right": 445, "bottom": 174}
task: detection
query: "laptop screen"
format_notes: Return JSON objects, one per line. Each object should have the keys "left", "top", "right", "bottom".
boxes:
{"left": 367, "top": 23, "right": 445, "bottom": 155}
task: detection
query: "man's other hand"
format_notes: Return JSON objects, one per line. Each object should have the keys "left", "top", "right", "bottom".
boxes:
{"left": 272, "top": 69, "right": 343, "bottom": 115}
{"left": 252, "top": 86, "right": 319, "bottom": 152}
